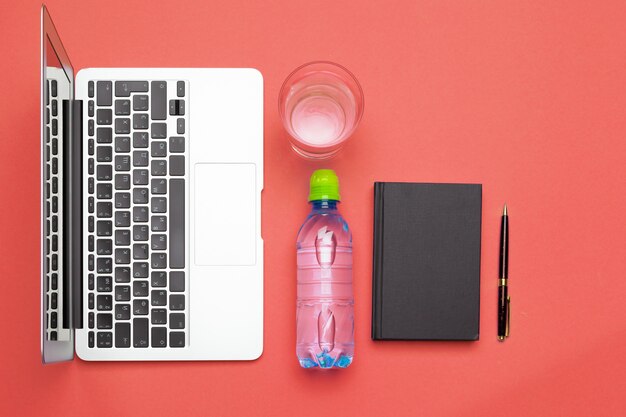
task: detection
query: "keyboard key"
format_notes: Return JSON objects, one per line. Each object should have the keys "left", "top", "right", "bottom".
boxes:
{"left": 169, "top": 313, "right": 185, "bottom": 329}
{"left": 88, "top": 81, "right": 94, "bottom": 97}
{"left": 88, "top": 312, "right": 94, "bottom": 329}
{"left": 170, "top": 295, "right": 185, "bottom": 310}
{"left": 115, "top": 99, "right": 131, "bottom": 115}
{"left": 133, "top": 169, "right": 149, "bottom": 185}
{"left": 151, "top": 216, "right": 167, "bottom": 232}
{"left": 151, "top": 327, "right": 167, "bottom": 348}
{"left": 88, "top": 100, "right": 95, "bottom": 117}
{"left": 151, "top": 160, "right": 167, "bottom": 176}
{"left": 151, "top": 197, "right": 167, "bottom": 213}
{"left": 151, "top": 290, "right": 167, "bottom": 306}
{"left": 177, "top": 118, "right": 185, "bottom": 134}
{"left": 133, "top": 95, "right": 149, "bottom": 111}
{"left": 133, "top": 206, "right": 149, "bottom": 222}
{"left": 133, "top": 280, "right": 149, "bottom": 297}
{"left": 91, "top": 331, "right": 100, "bottom": 347}
{"left": 170, "top": 156, "right": 185, "bottom": 176}
{"left": 133, "top": 243, "right": 149, "bottom": 260}
{"left": 115, "top": 230, "right": 131, "bottom": 246}
{"left": 115, "top": 266, "right": 131, "bottom": 282}
{"left": 97, "top": 183, "right": 112, "bottom": 199}
{"left": 151, "top": 81, "right": 167, "bottom": 120}
{"left": 51, "top": 312, "right": 58, "bottom": 328}
{"left": 115, "top": 212, "right": 131, "bottom": 227}
{"left": 115, "top": 303, "right": 130, "bottom": 320}
{"left": 96, "top": 81, "right": 112, "bottom": 106}
{"left": 96, "top": 109, "right": 112, "bottom": 125}
{"left": 133, "top": 225, "right": 149, "bottom": 241}
{"left": 97, "top": 276, "right": 112, "bottom": 292}
{"left": 97, "top": 220, "right": 112, "bottom": 236}
{"left": 115, "top": 246, "right": 131, "bottom": 263}
{"left": 115, "top": 155, "right": 131, "bottom": 171}
{"left": 115, "top": 323, "right": 131, "bottom": 348}
{"left": 51, "top": 293, "right": 57, "bottom": 309}
{"left": 170, "top": 331, "right": 185, "bottom": 348}
{"left": 133, "top": 132, "right": 149, "bottom": 148}
{"left": 133, "top": 151, "right": 149, "bottom": 167}
{"left": 177, "top": 81, "right": 185, "bottom": 97}
{"left": 133, "top": 318, "right": 149, "bottom": 348}
{"left": 96, "top": 146, "right": 112, "bottom": 162}
{"left": 115, "top": 81, "right": 148, "bottom": 97}
{"left": 170, "top": 272, "right": 185, "bottom": 292}
{"left": 97, "top": 312, "right": 112, "bottom": 326}
{"left": 115, "top": 285, "right": 131, "bottom": 301}
{"left": 88, "top": 119, "right": 94, "bottom": 135}
{"left": 115, "top": 118, "right": 131, "bottom": 134}
{"left": 51, "top": 99, "right": 58, "bottom": 116}
{"left": 88, "top": 293, "right": 94, "bottom": 309}
{"left": 170, "top": 179, "right": 185, "bottom": 268}
{"left": 170, "top": 137, "right": 185, "bottom": 153}
{"left": 97, "top": 238, "right": 112, "bottom": 255}
{"left": 151, "top": 141, "right": 167, "bottom": 157}
{"left": 151, "top": 253, "right": 167, "bottom": 269}
{"left": 97, "top": 331, "right": 113, "bottom": 348}
{"left": 151, "top": 122, "right": 167, "bottom": 139}
{"left": 97, "top": 257, "right": 113, "bottom": 273}
{"left": 133, "top": 261, "right": 149, "bottom": 277}
{"left": 96, "top": 202, "right": 112, "bottom": 218}
{"left": 133, "top": 113, "right": 149, "bottom": 130}
{"left": 133, "top": 300, "right": 149, "bottom": 316}
{"left": 115, "top": 136, "right": 131, "bottom": 152}
{"left": 97, "top": 127, "right": 112, "bottom": 143}
{"left": 115, "top": 192, "right": 131, "bottom": 208}
{"left": 115, "top": 174, "right": 131, "bottom": 190}
{"left": 151, "top": 309, "right": 167, "bottom": 325}
{"left": 88, "top": 255, "right": 94, "bottom": 272}
{"left": 97, "top": 165, "right": 113, "bottom": 181}
{"left": 151, "top": 178, "right": 167, "bottom": 194}
{"left": 151, "top": 271, "right": 167, "bottom": 287}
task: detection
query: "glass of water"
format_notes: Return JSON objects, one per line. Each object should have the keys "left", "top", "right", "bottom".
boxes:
{"left": 279, "top": 61, "right": 364, "bottom": 159}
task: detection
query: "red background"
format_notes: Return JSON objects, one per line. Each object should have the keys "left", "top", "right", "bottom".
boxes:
{"left": 1, "top": 1, "right": 625, "bottom": 416}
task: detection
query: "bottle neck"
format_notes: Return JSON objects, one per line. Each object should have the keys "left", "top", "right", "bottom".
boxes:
{"left": 310, "top": 200, "right": 339, "bottom": 212}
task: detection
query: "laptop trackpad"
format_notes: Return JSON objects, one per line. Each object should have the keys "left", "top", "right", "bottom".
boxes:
{"left": 194, "top": 163, "right": 257, "bottom": 266}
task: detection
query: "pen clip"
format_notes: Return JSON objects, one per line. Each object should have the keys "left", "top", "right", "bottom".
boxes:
{"left": 505, "top": 296, "right": 511, "bottom": 337}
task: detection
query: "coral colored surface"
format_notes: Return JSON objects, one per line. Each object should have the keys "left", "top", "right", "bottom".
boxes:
{"left": 1, "top": 1, "right": 625, "bottom": 416}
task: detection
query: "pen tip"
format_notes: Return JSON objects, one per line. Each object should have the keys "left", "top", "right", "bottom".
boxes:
{"left": 503, "top": 203, "right": 508, "bottom": 216}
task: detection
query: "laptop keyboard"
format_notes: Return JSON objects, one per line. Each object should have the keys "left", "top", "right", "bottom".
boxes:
{"left": 44, "top": 79, "right": 64, "bottom": 342}
{"left": 86, "top": 79, "right": 188, "bottom": 349}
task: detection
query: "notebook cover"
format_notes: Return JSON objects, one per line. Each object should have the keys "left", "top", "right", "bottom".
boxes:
{"left": 372, "top": 182, "right": 482, "bottom": 341}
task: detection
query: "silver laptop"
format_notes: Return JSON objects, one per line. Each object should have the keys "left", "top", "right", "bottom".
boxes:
{"left": 41, "top": 5, "right": 263, "bottom": 362}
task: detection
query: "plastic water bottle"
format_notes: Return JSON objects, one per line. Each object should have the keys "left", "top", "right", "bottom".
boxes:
{"left": 296, "top": 169, "right": 354, "bottom": 368}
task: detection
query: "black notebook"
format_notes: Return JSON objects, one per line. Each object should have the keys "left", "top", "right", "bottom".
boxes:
{"left": 372, "top": 182, "right": 482, "bottom": 341}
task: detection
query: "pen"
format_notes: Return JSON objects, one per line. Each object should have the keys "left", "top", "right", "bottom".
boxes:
{"left": 497, "top": 204, "right": 510, "bottom": 341}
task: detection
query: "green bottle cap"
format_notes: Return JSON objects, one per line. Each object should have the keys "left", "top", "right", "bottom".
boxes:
{"left": 308, "top": 169, "right": 341, "bottom": 202}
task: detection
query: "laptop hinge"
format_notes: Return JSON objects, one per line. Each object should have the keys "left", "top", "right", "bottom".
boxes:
{"left": 62, "top": 99, "right": 83, "bottom": 329}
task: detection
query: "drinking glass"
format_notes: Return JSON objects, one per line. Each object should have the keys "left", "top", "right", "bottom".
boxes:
{"left": 279, "top": 61, "right": 364, "bottom": 159}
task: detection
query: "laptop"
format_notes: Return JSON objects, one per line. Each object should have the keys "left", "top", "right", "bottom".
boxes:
{"left": 41, "top": 5, "right": 263, "bottom": 362}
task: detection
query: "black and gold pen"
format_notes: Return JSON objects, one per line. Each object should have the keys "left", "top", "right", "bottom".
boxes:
{"left": 497, "top": 204, "right": 510, "bottom": 341}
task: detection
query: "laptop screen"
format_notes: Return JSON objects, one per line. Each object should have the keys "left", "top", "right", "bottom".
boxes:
{"left": 41, "top": 5, "right": 75, "bottom": 363}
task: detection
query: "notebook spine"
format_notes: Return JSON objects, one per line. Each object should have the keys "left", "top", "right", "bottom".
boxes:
{"left": 371, "top": 182, "right": 385, "bottom": 340}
